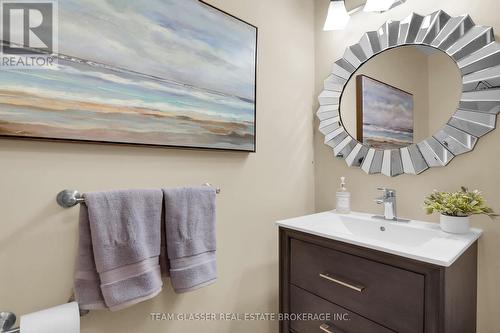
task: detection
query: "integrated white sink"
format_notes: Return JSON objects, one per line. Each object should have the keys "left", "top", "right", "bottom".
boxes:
{"left": 276, "top": 211, "right": 483, "bottom": 267}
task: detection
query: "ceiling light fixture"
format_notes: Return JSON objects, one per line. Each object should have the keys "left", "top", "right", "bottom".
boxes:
{"left": 323, "top": 0, "right": 350, "bottom": 31}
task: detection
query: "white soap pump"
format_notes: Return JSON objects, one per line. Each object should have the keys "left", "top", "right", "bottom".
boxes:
{"left": 336, "top": 176, "right": 351, "bottom": 214}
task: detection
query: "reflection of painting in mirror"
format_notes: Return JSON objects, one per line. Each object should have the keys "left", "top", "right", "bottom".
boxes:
{"left": 356, "top": 75, "right": 414, "bottom": 150}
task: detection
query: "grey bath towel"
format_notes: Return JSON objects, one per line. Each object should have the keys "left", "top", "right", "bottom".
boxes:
{"left": 74, "top": 189, "right": 163, "bottom": 311}
{"left": 162, "top": 186, "right": 217, "bottom": 293}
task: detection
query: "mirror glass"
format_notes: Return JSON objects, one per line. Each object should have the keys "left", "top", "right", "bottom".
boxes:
{"left": 340, "top": 45, "right": 462, "bottom": 150}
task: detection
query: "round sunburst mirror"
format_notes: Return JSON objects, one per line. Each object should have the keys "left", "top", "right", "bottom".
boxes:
{"left": 317, "top": 11, "right": 500, "bottom": 177}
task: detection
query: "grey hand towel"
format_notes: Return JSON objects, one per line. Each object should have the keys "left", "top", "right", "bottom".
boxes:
{"left": 74, "top": 206, "right": 106, "bottom": 310}
{"left": 74, "top": 189, "right": 163, "bottom": 311}
{"left": 162, "top": 186, "right": 217, "bottom": 293}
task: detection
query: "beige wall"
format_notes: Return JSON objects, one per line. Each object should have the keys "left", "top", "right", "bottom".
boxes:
{"left": 315, "top": 0, "right": 500, "bottom": 332}
{"left": 0, "top": 0, "right": 315, "bottom": 332}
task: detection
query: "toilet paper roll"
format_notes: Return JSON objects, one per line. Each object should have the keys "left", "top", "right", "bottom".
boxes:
{"left": 20, "top": 302, "right": 80, "bottom": 333}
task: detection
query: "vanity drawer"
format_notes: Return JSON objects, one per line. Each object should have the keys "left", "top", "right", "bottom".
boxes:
{"left": 290, "top": 284, "right": 394, "bottom": 333}
{"left": 290, "top": 239, "right": 425, "bottom": 333}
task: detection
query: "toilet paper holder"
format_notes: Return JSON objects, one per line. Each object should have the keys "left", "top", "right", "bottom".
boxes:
{"left": 0, "top": 305, "right": 88, "bottom": 333}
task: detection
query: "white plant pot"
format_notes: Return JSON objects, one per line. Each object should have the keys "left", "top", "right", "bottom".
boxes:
{"left": 440, "top": 214, "right": 471, "bottom": 234}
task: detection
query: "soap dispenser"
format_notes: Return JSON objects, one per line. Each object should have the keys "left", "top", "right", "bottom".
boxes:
{"left": 336, "top": 176, "right": 351, "bottom": 214}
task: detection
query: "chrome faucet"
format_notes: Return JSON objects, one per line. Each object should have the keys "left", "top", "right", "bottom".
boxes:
{"left": 374, "top": 187, "right": 398, "bottom": 221}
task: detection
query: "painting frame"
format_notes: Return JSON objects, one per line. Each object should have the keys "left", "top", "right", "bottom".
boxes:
{"left": 0, "top": 0, "right": 259, "bottom": 153}
{"left": 356, "top": 75, "right": 414, "bottom": 150}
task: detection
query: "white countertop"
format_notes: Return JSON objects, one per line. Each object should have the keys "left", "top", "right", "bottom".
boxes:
{"left": 276, "top": 211, "right": 483, "bottom": 267}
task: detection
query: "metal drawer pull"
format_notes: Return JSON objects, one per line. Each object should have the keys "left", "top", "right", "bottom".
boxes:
{"left": 319, "top": 273, "right": 365, "bottom": 292}
{"left": 320, "top": 323, "right": 337, "bottom": 333}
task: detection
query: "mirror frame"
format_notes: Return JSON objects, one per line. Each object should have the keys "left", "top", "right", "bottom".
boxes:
{"left": 317, "top": 10, "right": 500, "bottom": 177}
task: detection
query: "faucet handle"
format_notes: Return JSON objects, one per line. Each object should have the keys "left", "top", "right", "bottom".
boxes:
{"left": 377, "top": 187, "right": 396, "bottom": 196}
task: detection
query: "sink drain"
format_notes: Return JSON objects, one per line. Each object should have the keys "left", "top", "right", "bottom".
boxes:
{"left": 380, "top": 226, "right": 386, "bottom": 232}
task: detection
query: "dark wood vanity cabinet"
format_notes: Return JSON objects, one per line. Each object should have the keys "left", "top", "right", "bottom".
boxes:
{"left": 279, "top": 228, "right": 478, "bottom": 333}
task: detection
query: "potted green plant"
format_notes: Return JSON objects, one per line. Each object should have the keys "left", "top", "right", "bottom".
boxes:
{"left": 424, "top": 187, "right": 496, "bottom": 234}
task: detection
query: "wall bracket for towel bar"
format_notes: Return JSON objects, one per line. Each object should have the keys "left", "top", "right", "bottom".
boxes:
{"left": 0, "top": 312, "right": 17, "bottom": 333}
{"left": 56, "top": 184, "right": 221, "bottom": 208}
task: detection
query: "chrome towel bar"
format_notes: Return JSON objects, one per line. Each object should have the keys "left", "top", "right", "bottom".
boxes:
{"left": 56, "top": 183, "right": 221, "bottom": 208}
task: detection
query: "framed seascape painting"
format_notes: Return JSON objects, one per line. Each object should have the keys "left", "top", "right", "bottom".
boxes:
{"left": 356, "top": 75, "right": 414, "bottom": 150}
{"left": 0, "top": 0, "right": 257, "bottom": 152}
